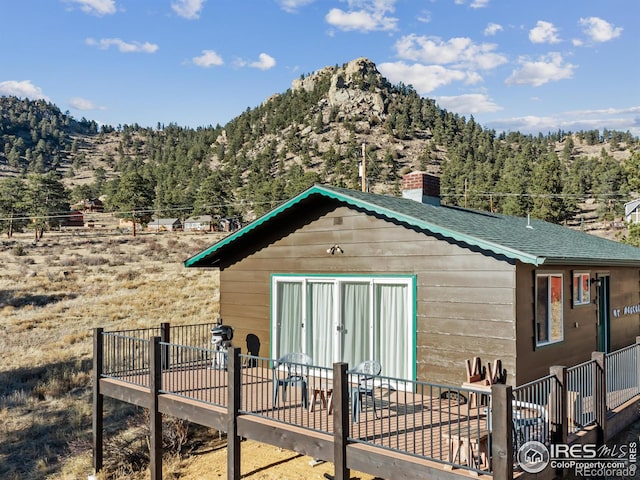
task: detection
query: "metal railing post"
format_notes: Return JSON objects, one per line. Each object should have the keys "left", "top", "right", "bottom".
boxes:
{"left": 636, "top": 337, "right": 640, "bottom": 397}
{"left": 160, "top": 322, "right": 170, "bottom": 369}
{"left": 591, "top": 351, "right": 606, "bottom": 443}
{"left": 227, "top": 347, "right": 241, "bottom": 480}
{"left": 92, "top": 327, "right": 104, "bottom": 474}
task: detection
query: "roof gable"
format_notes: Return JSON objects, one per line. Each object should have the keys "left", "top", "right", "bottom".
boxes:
{"left": 184, "top": 215, "right": 213, "bottom": 223}
{"left": 151, "top": 218, "right": 180, "bottom": 225}
{"left": 185, "top": 184, "right": 640, "bottom": 268}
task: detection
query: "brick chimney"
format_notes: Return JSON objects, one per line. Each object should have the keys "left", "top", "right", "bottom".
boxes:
{"left": 401, "top": 172, "right": 440, "bottom": 206}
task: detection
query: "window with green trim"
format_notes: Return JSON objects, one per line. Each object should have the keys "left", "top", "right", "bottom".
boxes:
{"left": 535, "top": 273, "right": 564, "bottom": 346}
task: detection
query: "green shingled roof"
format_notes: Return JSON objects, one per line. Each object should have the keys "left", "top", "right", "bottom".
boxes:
{"left": 185, "top": 184, "right": 640, "bottom": 268}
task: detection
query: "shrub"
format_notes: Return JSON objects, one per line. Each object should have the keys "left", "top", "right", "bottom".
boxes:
{"left": 83, "top": 256, "right": 109, "bottom": 266}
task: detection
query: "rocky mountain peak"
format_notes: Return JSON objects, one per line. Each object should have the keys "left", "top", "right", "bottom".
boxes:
{"left": 292, "top": 57, "right": 388, "bottom": 118}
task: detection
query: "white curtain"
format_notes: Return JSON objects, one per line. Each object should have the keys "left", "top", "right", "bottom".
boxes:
{"left": 307, "top": 282, "right": 334, "bottom": 366}
{"left": 341, "top": 282, "right": 370, "bottom": 369}
{"left": 375, "top": 283, "right": 408, "bottom": 378}
{"left": 274, "top": 277, "right": 412, "bottom": 381}
{"left": 276, "top": 282, "right": 302, "bottom": 357}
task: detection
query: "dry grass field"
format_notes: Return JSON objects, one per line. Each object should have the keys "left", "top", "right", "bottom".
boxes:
{"left": 0, "top": 227, "right": 221, "bottom": 479}
{"left": 0, "top": 226, "right": 380, "bottom": 480}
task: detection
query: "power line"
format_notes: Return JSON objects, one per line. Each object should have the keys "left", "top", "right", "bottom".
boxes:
{"left": 0, "top": 199, "right": 283, "bottom": 222}
{"left": 441, "top": 192, "right": 629, "bottom": 199}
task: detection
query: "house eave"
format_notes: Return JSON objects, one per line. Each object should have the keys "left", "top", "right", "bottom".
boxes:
{"left": 539, "top": 257, "right": 640, "bottom": 268}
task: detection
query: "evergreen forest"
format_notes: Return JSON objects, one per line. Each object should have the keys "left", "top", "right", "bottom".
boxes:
{"left": 1, "top": 62, "right": 639, "bottom": 243}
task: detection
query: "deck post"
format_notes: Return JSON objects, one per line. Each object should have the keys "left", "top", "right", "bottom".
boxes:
{"left": 149, "top": 336, "right": 163, "bottom": 480}
{"left": 227, "top": 347, "right": 241, "bottom": 480}
{"left": 591, "top": 351, "right": 606, "bottom": 443}
{"left": 92, "top": 327, "right": 104, "bottom": 474}
{"left": 549, "top": 365, "right": 568, "bottom": 445}
{"left": 332, "top": 362, "right": 350, "bottom": 480}
{"left": 491, "top": 384, "right": 513, "bottom": 480}
{"left": 160, "top": 322, "right": 170, "bottom": 369}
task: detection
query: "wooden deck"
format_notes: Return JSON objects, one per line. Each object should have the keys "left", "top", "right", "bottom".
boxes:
{"left": 93, "top": 328, "right": 640, "bottom": 480}
{"left": 100, "top": 363, "right": 497, "bottom": 480}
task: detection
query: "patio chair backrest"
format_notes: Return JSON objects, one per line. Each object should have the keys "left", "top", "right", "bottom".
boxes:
{"left": 275, "top": 352, "right": 312, "bottom": 377}
{"left": 352, "top": 360, "right": 381, "bottom": 377}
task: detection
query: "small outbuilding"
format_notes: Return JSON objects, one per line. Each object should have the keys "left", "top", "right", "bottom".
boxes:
{"left": 183, "top": 215, "right": 213, "bottom": 232}
{"left": 62, "top": 210, "right": 84, "bottom": 227}
{"left": 185, "top": 173, "right": 640, "bottom": 387}
{"left": 624, "top": 198, "right": 640, "bottom": 224}
{"left": 147, "top": 218, "right": 182, "bottom": 232}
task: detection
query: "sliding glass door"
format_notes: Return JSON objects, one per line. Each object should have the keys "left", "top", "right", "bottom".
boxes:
{"left": 272, "top": 275, "right": 414, "bottom": 380}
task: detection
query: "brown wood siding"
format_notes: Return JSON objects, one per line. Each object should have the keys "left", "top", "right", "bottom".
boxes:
{"left": 218, "top": 205, "right": 517, "bottom": 387}
{"left": 515, "top": 265, "right": 640, "bottom": 385}
{"left": 609, "top": 268, "right": 640, "bottom": 351}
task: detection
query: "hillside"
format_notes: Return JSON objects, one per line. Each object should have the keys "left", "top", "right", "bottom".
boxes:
{"left": 1, "top": 58, "right": 639, "bottom": 235}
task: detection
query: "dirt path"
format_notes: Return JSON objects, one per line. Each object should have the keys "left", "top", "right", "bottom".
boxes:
{"left": 176, "top": 440, "right": 381, "bottom": 480}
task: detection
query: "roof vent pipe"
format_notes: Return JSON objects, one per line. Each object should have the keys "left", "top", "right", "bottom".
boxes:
{"left": 526, "top": 213, "right": 534, "bottom": 229}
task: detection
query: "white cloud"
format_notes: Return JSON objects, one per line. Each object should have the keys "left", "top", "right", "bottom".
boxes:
{"left": 565, "top": 105, "right": 640, "bottom": 118}
{"left": 0, "top": 80, "right": 49, "bottom": 100}
{"left": 86, "top": 37, "right": 159, "bottom": 53}
{"left": 236, "top": 53, "right": 276, "bottom": 70}
{"left": 378, "top": 62, "right": 481, "bottom": 94}
{"left": 325, "top": 0, "right": 398, "bottom": 32}
{"left": 579, "top": 17, "right": 622, "bottom": 42}
{"left": 529, "top": 20, "right": 561, "bottom": 44}
{"left": 394, "top": 34, "right": 507, "bottom": 70}
{"left": 192, "top": 50, "right": 223, "bottom": 67}
{"left": 417, "top": 10, "right": 431, "bottom": 24}
{"left": 484, "top": 23, "right": 503, "bottom": 36}
{"left": 454, "top": 0, "right": 490, "bottom": 7}
{"left": 435, "top": 93, "right": 502, "bottom": 114}
{"left": 65, "top": 0, "right": 116, "bottom": 16}
{"left": 69, "top": 97, "right": 105, "bottom": 110}
{"left": 470, "top": 0, "right": 489, "bottom": 8}
{"left": 171, "top": 0, "right": 206, "bottom": 20}
{"left": 250, "top": 53, "right": 276, "bottom": 70}
{"left": 277, "top": 0, "right": 315, "bottom": 13}
{"left": 505, "top": 52, "right": 575, "bottom": 87}
{"left": 488, "top": 107, "right": 640, "bottom": 137}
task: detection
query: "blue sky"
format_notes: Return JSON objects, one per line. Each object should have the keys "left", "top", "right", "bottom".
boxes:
{"left": 2, "top": 0, "right": 638, "bottom": 136}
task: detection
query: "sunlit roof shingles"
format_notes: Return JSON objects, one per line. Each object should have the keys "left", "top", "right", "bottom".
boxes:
{"left": 320, "top": 184, "right": 640, "bottom": 266}
{"left": 185, "top": 184, "right": 640, "bottom": 268}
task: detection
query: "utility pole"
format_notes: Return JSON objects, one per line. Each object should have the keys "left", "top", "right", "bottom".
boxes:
{"left": 361, "top": 143, "right": 366, "bottom": 192}
{"left": 464, "top": 179, "right": 468, "bottom": 208}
